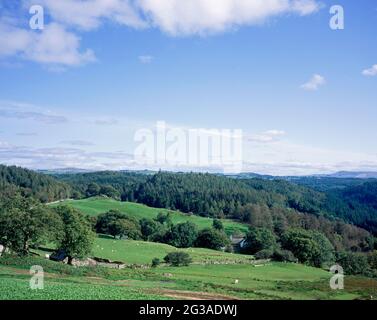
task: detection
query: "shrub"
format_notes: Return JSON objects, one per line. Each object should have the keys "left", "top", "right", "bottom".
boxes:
{"left": 272, "top": 249, "right": 297, "bottom": 263}
{"left": 140, "top": 218, "right": 161, "bottom": 240}
{"left": 151, "top": 258, "right": 161, "bottom": 268}
{"left": 225, "top": 244, "right": 234, "bottom": 253}
{"left": 213, "top": 219, "right": 224, "bottom": 231}
{"left": 164, "top": 252, "right": 192, "bottom": 267}
{"left": 368, "top": 251, "right": 377, "bottom": 270}
{"left": 336, "top": 252, "right": 370, "bottom": 275}
{"left": 255, "top": 249, "right": 273, "bottom": 260}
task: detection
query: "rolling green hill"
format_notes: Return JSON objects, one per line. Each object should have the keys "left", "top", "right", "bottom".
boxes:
{"left": 55, "top": 197, "right": 249, "bottom": 235}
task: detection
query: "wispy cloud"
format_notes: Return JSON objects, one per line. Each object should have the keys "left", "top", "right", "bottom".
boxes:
{"left": 138, "top": 55, "right": 154, "bottom": 64}
{"left": 245, "top": 130, "right": 286, "bottom": 143}
{"left": 0, "top": 141, "right": 134, "bottom": 170}
{"left": 16, "top": 132, "right": 38, "bottom": 136}
{"left": 94, "top": 118, "right": 119, "bottom": 126}
{"left": 301, "top": 74, "right": 326, "bottom": 91}
{"left": 60, "top": 140, "right": 95, "bottom": 146}
{"left": 362, "top": 64, "right": 377, "bottom": 77}
{"left": 0, "top": 100, "right": 68, "bottom": 124}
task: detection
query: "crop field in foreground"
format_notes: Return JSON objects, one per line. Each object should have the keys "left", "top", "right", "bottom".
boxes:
{"left": 56, "top": 197, "right": 248, "bottom": 235}
{"left": 0, "top": 273, "right": 167, "bottom": 300}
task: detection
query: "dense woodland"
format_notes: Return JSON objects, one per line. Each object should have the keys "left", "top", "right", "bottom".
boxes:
{"left": 54, "top": 171, "right": 149, "bottom": 201}
{"left": 2, "top": 165, "right": 377, "bottom": 236}
{"left": 0, "top": 165, "right": 71, "bottom": 202}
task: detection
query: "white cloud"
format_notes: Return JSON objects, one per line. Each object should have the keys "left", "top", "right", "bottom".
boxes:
{"left": 25, "top": 23, "right": 96, "bottom": 66}
{"left": 33, "top": 0, "right": 320, "bottom": 35}
{"left": 0, "top": 21, "right": 95, "bottom": 67}
{"left": 35, "top": 0, "right": 147, "bottom": 30}
{"left": 301, "top": 74, "right": 326, "bottom": 91}
{"left": 362, "top": 64, "right": 377, "bottom": 77}
{"left": 137, "top": 0, "right": 321, "bottom": 36}
{"left": 1, "top": 0, "right": 321, "bottom": 67}
{"left": 34, "top": 0, "right": 321, "bottom": 36}
{"left": 138, "top": 55, "right": 154, "bottom": 64}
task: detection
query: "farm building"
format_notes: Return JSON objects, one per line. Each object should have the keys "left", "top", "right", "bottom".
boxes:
{"left": 230, "top": 235, "right": 247, "bottom": 252}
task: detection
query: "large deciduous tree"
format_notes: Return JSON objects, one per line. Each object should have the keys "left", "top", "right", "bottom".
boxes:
{"left": 0, "top": 191, "right": 61, "bottom": 255}
{"left": 195, "top": 228, "right": 230, "bottom": 251}
{"left": 244, "top": 227, "right": 277, "bottom": 255}
{"left": 281, "top": 228, "right": 334, "bottom": 267}
{"left": 55, "top": 206, "right": 95, "bottom": 264}
{"left": 165, "top": 222, "right": 198, "bottom": 248}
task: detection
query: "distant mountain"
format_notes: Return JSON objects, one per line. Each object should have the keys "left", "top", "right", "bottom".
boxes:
{"left": 223, "top": 172, "right": 275, "bottom": 179}
{"left": 227, "top": 171, "right": 377, "bottom": 180}
{"left": 37, "top": 168, "right": 95, "bottom": 175}
{"left": 324, "top": 171, "right": 377, "bottom": 179}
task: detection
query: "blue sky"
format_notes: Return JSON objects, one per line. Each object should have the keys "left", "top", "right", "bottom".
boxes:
{"left": 0, "top": 0, "right": 376, "bottom": 175}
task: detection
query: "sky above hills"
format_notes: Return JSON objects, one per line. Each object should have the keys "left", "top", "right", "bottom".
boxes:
{"left": 0, "top": 0, "right": 376, "bottom": 175}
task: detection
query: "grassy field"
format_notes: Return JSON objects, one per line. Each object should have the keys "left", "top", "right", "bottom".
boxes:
{"left": 55, "top": 197, "right": 248, "bottom": 235}
{"left": 93, "top": 235, "right": 254, "bottom": 265}
{"left": 1, "top": 255, "right": 376, "bottom": 300}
